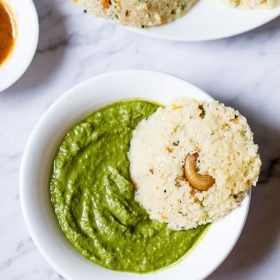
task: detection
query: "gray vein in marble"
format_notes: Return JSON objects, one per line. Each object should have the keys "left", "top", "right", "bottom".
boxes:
{"left": 0, "top": 239, "right": 35, "bottom": 271}
{"left": 37, "top": 36, "right": 72, "bottom": 54}
{"left": 259, "top": 157, "right": 280, "bottom": 184}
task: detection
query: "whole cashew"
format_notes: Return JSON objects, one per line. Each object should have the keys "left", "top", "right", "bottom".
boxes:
{"left": 184, "top": 153, "right": 215, "bottom": 191}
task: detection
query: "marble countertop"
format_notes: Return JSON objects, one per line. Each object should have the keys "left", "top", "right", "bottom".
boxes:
{"left": 0, "top": 0, "right": 280, "bottom": 279}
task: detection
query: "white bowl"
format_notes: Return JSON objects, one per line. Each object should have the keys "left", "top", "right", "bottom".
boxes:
{"left": 0, "top": 0, "right": 39, "bottom": 92}
{"left": 20, "top": 70, "right": 250, "bottom": 280}
{"left": 131, "top": 0, "right": 280, "bottom": 41}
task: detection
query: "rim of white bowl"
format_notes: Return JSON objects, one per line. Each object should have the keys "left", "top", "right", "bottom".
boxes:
{"left": 20, "top": 70, "right": 251, "bottom": 280}
{"left": 0, "top": 0, "right": 39, "bottom": 92}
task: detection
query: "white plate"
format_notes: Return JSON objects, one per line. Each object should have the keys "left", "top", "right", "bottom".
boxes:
{"left": 0, "top": 0, "right": 39, "bottom": 92}
{"left": 132, "top": 0, "right": 280, "bottom": 41}
{"left": 20, "top": 70, "right": 250, "bottom": 280}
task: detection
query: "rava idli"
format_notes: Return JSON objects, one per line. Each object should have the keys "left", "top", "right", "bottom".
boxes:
{"left": 128, "top": 98, "right": 261, "bottom": 230}
{"left": 75, "top": 0, "right": 197, "bottom": 27}
{"left": 223, "top": 0, "right": 280, "bottom": 8}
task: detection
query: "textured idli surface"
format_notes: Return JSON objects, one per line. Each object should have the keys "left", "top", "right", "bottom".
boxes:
{"left": 76, "top": 0, "right": 197, "bottom": 27}
{"left": 75, "top": 0, "right": 280, "bottom": 28}
{"left": 222, "top": 0, "right": 280, "bottom": 8}
{"left": 129, "top": 98, "right": 261, "bottom": 230}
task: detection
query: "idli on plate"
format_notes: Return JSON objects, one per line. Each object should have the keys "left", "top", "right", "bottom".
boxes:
{"left": 222, "top": 0, "right": 280, "bottom": 8}
{"left": 129, "top": 98, "right": 261, "bottom": 230}
{"left": 75, "top": 0, "right": 280, "bottom": 28}
{"left": 76, "top": 0, "right": 197, "bottom": 27}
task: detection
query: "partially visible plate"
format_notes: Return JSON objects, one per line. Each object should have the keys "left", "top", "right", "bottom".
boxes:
{"left": 20, "top": 70, "right": 250, "bottom": 280}
{"left": 131, "top": 0, "right": 280, "bottom": 41}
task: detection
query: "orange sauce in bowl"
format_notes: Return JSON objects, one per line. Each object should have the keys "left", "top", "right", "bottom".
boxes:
{"left": 0, "top": 0, "right": 16, "bottom": 66}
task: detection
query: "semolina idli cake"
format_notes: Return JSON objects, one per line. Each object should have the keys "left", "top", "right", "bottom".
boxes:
{"left": 75, "top": 0, "right": 197, "bottom": 27}
{"left": 222, "top": 0, "right": 280, "bottom": 8}
{"left": 129, "top": 98, "right": 261, "bottom": 230}
{"left": 74, "top": 0, "right": 280, "bottom": 28}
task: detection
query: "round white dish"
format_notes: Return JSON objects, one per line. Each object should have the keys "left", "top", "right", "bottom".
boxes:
{"left": 131, "top": 0, "right": 280, "bottom": 41}
{"left": 0, "top": 0, "right": 39, "bottom": 92}
{"left": 20, "top": 70, "right": 250, "bottom": 280}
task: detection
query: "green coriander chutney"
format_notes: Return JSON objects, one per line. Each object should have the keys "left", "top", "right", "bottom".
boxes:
{"left": 50, "top": 100, "right": 207, "bottom": 273}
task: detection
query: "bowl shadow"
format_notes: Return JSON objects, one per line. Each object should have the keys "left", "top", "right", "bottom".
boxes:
{"left": 207, "top": 96, "right": 280, "bottom": 279}
{"left": 232, "top": 14, "right": 280, "bottom": 41}
{"left": 3, "top": 0, "right": 69, "bottom": 95}
{"left": 254, "top": 14, "right": 280, "bottom": 34}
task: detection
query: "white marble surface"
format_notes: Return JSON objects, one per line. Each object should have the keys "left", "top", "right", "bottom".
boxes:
{"left": 0, "top": 0, "right": 280, "bottom": 279}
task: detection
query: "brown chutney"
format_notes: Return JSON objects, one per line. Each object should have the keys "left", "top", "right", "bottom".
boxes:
{"left": 0, "top": 0, "right": 16, "bottom": 65}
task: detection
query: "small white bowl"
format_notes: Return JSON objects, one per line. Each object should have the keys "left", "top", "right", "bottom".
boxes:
{"left": 20, "top": 70, "right": 250, "bottom": 280}
{"left": 0, "top": 0, "right": 39, "bottom": 92}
